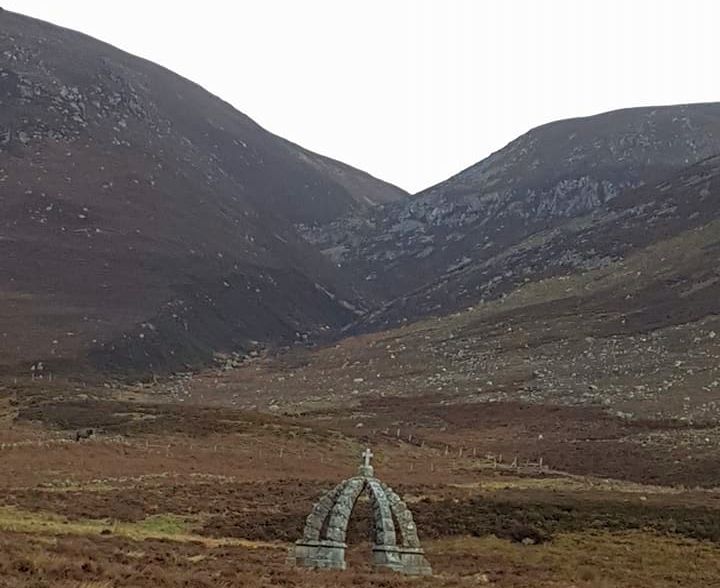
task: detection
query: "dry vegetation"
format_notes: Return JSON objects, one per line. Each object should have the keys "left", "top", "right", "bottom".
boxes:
{"left": 2, "top": 378, "right": 720, "bottom": 587}
{"left": 3, "top": 255, "right": 720, "bottom": 586}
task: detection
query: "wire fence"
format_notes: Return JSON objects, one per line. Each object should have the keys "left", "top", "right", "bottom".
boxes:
{"left": 0, "top": 429, "right": 553, "bottom": 477}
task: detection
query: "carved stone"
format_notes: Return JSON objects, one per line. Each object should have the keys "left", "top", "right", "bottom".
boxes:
{"left": 291, "top": 449, "right": 432, "bottom": 575}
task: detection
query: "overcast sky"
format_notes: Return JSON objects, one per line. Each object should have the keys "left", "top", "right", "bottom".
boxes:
{"left": 4, "top": 0, "right": 720, "bottom": 192}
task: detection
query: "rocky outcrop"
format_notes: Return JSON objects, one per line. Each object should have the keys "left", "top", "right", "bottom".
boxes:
{"left": 302, "top": 103, "right": 720, "bottom": 328}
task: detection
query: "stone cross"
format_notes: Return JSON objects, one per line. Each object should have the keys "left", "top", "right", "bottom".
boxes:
{"left": 362, "top": 448, "right": 374, "bottom": 468}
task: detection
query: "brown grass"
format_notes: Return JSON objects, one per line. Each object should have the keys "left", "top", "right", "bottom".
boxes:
{"left": 0, "top": 528, "right": 717, "bottom": 588}
{"left": 3, "top": 382, "right": 720, "bottom": 586}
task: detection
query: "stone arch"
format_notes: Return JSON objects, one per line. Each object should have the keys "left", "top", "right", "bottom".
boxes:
{"left": 291, "top": 449, "right": 432, "bottom": 575}
{"left": 366, "top": 478, "right": 398, "bottom": 547}
{"left": 381, "top": 482, "right": 421, "bottom": 548}
{"left": 301, "top": 480, "right": 345, "bottom": 542}
{"left": 325, "top": 477, "right": 366, "bottom": 543}
{"left": 316, "top": 478, "right": 400, "bottom": 548}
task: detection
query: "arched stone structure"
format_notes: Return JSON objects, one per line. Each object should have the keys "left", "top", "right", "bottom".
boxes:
{"left": 290, "top": 449, "right": 432, "bottom": 575}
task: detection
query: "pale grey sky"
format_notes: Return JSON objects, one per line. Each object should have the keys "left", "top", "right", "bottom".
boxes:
{"left": 4, "top": 0, "right": 720, "bottom": 192}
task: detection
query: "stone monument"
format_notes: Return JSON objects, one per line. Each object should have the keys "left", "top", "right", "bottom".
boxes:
{"left": 290, "top": 448, "right": 432, "bottom": 575}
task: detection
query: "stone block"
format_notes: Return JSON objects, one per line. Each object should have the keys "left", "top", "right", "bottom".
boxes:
{"left": 371, "top": 545, "right": 403, "bottom": 570}
{"left": 292, "top": 540, "right": 347, "bottom": 570}
{"left": 397, "top": 547, "right": 433, "bottom": 576}
{"left": 371, "top": 545, "right": 432, "bottom": 576}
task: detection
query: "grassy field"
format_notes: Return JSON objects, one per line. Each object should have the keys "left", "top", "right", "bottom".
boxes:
{"left": 2, "top": 382, "right": 720, "bottom": 587}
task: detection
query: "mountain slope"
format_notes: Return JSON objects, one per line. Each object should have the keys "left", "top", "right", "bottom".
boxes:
{"left": 0, "top": 10, "right": 406, "bottom": 375}
{"left": 359, "top": 154, "right": 720, "bottom": 330}
{"left": 304, "top": 103, "right": 720, "bottom": 320}
{"left": 194, "top": 156, "right": 720, "bottom": 429}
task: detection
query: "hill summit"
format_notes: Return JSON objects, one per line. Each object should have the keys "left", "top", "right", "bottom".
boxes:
{"left": 0, "top": 9, "right": 406, "bottom": 374}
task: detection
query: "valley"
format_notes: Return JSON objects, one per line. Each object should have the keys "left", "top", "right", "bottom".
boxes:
{"left": 2, "top": 6, "right": 720, "bottom": 587}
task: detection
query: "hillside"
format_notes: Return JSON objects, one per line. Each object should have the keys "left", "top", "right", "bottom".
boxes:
{"left": 3, "top": 8, "right": 720, "bottom": 380}
{"left": 0, "top": 10, "right": 406, "bottom": 375}
{"left": 170, "top": 157, "right": 720, "bottom": 482}
{"left": 303, "top": 103, "right": 720, "bottom": 322}
{"left": 356, "top": 153, "right": 720, "bottom": 330}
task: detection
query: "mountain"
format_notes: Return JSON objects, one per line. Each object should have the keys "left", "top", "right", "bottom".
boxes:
{"left": 4, "top": 10, "right": 720, "bottom": 380}
{"left": 361, "top": 153, "right": 720, "bottom": 329}
{"left": 0, "top": 10, "right": 407, "bottom": 375}
{"left": 235, "top": 154, "right": 720, "bottom": 434}
{"left": 302, "top": 103, "right": 720, "bottom": 328}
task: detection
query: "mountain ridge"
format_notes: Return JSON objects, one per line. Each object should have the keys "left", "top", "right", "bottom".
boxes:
{"left": 0, "top": 9, "right": 405, "bottom": 375}
{"left": 303, "top": 102, "right": 720, "bottom": 326}
{"left": 3, "top": 8, "right": 720, "bottom": 377}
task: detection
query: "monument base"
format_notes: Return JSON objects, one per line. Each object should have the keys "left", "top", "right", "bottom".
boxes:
{"left": 372, "top": 545, "right": 433, "bottom": 576}
{"left": 290, "top": 540, "right": 347, "bottom": 570}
